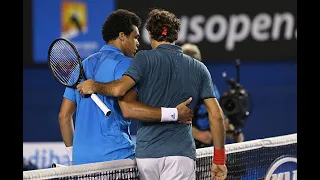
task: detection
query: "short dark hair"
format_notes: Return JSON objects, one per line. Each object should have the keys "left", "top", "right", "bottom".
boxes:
{"left": 102, "top": 9, "right": 141, "bottom": 43}
{"left": 145, "top": 9, "right": 181, "bottom": 43}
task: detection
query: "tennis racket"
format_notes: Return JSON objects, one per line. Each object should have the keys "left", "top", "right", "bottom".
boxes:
{"left": 47, "top": 38, "right": 111, "bottom": 116}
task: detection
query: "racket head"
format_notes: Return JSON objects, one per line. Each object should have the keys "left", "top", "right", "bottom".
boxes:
{"left": 47, "top": 38, "right": 86, "bottom": 88}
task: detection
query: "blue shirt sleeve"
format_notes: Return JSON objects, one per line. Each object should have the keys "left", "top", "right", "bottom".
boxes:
{"left": 213, "top": 84, "right": 220, "bottom": 100}
{"left": 200, "top": 64, "right": 216, "bottom": 100}
{"left": 63, "top": 87, "right": 76, "bottom": 102}
{"left": 115, "top": 57, "right": 138, "bottom": 92}
{"left": 123, "top": 51, "right": 147, "bottom": 84}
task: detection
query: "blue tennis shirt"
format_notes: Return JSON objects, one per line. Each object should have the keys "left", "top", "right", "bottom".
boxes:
{"left": 63, "top": 45, "right": 135, "bottom": 165}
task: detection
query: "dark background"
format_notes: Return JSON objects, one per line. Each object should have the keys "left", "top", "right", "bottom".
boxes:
{"left": 118, "top": 0, "right": 297, "bottom": 61}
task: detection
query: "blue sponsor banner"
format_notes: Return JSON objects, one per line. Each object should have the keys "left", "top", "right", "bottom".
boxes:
{"left": 265, "top": 155, "right": 297, "bottom": 180}
{"left": 32, "top": 0, "right": 115, "bottom": 63}
{"left": 23, "top": 142, "right": 70, "bottom": 169}
{"left": 237, "top": 155, "right": 297, "bottom": 179}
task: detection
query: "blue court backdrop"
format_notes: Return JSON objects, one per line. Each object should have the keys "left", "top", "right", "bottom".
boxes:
{"left": 23, "top": 60, "right": 297, "bottom": 143}
{"left": 32, "top": 0, "right": 114, "bottom": 63}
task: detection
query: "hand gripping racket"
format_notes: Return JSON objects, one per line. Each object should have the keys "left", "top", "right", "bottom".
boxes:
{"left": 47, "top": 38, "right": 111, "bottom": 116}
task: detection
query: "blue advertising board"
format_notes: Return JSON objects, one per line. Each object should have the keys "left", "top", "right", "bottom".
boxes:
{"left": 32, "top": 0, "right": 115, "bottom": 63}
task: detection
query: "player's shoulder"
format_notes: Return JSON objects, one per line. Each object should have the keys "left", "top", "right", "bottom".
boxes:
{"left": 81, "top": 55, "right": 93, "bottom": 66}
{"left": 131, "top": 50, "right": 152, "bottom": 63}
{"left": 192, "top": 59, "right": 210, "bottom": 77}
{"left": 81, "top": 51, "right": 101, "bottom": 63}
{"left": 135, "top": 50, "right": 150, "bottom": 58}
{"left": 184, "top": 54, "right": 207, "bottom": 70}
{"left": 102, "top": 50, "right": 132, "bottom": 63}
{"left": 117, "top": 55, "right": 132, "bottom": 66}
{"left": 117, "top": 53, "right": 132, "bottom": 61}
{"left": 196, "top": 60, "right": 207, "bottom": 69}
{"left": 106, "top": 50, "right": 131, "bottom": 63}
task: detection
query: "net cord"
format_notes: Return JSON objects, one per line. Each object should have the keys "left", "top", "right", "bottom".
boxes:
{"left": 196, "top": 133, "right": 297, "bottom": 158}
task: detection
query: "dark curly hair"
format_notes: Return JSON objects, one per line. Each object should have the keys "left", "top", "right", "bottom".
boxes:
{"left": 145, "top": 9, "right": 181, "bottom": 43}
{"left": 102, "top": 9, "right": 141, "bottom": 43}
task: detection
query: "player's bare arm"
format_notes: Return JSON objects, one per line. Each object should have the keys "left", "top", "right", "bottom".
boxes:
{"left": 118, "top": 89, "right": 194, "bottom": 124}
{"left": 204, "top": 97, "right": 225, "bottom": 148}
{"left": 77, "top": 75, "right": 135, "bottom": 97}
{"left": 58, "top": 98, "right": 76, "bottom": 147}
{"left": 204, "top": 97, "right": 227, "bottom": 180}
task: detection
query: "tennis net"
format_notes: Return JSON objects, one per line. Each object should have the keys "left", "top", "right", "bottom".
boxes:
{"left": 23, "top": 133, "right": 297, "bottom": 180}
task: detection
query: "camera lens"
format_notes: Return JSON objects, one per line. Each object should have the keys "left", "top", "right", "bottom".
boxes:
{"left": 224, "top": 99, "right": 235, "bottom": 112}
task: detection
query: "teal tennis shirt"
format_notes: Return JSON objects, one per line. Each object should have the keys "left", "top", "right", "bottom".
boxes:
{"left": 124, "top": 44, "right": 215, "bottom": 160}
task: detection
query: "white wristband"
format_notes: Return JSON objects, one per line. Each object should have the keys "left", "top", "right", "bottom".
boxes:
{"left": 65, "top": 146, "right": 73, "bottom": 161}
{"left": 161, "top": 107, "right": 178, "bottom": 122}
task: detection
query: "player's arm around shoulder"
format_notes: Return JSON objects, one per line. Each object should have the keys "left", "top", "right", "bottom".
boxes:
{"left": 118, "top": 89, "right": 160, "bottom": 121}
{"left": 76, "top": 61, "right": 136, "bottom": 97}
{"left": 96, "top": 50, "right": 148, "bottom": 97}
{"left": 78, "top": 51, "right": 148, "bottom": 97}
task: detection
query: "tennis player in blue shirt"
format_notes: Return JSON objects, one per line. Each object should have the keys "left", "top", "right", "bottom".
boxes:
{"left": 77, "top": 9, "right": 227, "bottom": 180}
{"left": 59, "top": 9, "right": 193, "bottom": 166}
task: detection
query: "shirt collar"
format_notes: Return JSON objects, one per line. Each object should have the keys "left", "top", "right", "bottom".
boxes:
{"left": 99, "top": 45, "right": 124, "bottom": 55}
{"left": 156, "top": 44, "right": 183, "bottom": 53}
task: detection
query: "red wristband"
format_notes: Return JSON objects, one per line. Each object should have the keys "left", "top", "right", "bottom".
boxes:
{"left": 213, "top": 147, "right": 226, "bottom": 165}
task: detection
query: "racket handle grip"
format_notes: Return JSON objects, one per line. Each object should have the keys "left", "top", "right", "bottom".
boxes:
{"left": 90, "top": 94, "right": 112, "bottom": 116}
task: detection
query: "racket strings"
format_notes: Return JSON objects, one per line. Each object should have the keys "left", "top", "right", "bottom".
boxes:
{"left": 49, "top": 40, "right": 81, "bottom": 86}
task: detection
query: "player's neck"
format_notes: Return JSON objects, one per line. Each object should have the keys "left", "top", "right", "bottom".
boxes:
{"left": 151, "top": 41, "right": 175, "bottom": 49}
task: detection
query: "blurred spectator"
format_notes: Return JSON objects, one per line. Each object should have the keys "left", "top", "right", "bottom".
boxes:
{"left": 181, "top": 43, "right": 244, "bottom": 148}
